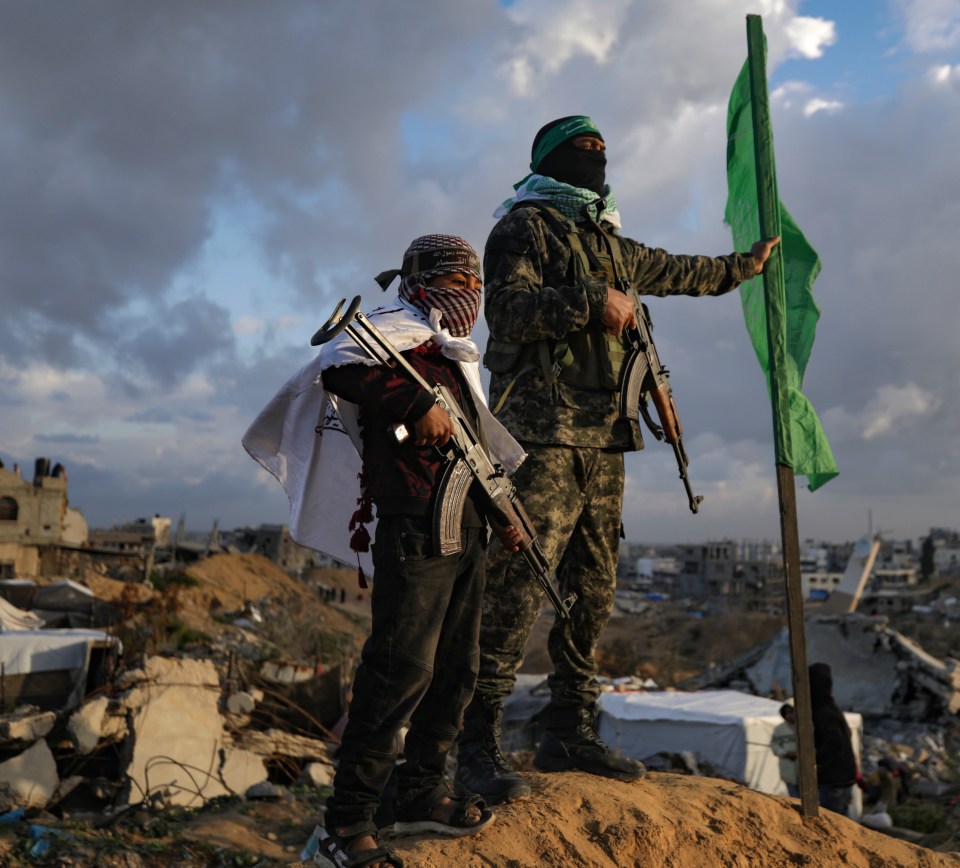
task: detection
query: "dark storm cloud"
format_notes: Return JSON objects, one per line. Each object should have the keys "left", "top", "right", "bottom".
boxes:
{"left": 2, "top": 2, "right": 955, "bottom": 541}
{"left": 111, "top": 296, "right": 235, "bottom": 385}
{"left": 0, "top": 1, "right": 499, "bottom": 375}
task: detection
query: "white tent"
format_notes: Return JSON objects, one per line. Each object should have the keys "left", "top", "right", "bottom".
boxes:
{"left": 0, "top": 595, "right": 45, "bottom": 631}
{"left": 597, "top": 689, "right": 862, "bottom": 805}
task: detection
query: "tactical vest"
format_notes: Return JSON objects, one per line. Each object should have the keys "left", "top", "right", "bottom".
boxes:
{"left": 485, "top": 202, "right": 629, "bottom": 402}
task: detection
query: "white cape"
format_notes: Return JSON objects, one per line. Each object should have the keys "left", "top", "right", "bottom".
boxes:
{"left": 242, "top": 300, "right": 526, "bottom": 577}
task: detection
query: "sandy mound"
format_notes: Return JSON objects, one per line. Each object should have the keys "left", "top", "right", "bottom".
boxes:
{"left": 172, "top": 554, "right": 366, "bottom": 642}
{"left": 384, "top": 772, "right": 959, "bottom": 868}
{"left": 83, "top": 570, "right": 155, "bottom": 602}
{"left": 182, "top": 553, "right": 313, "bottom": 611}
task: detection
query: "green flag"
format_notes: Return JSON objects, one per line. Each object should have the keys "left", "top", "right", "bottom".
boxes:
{"left": 724, "top": 46, "right": 838, "bottom": 492}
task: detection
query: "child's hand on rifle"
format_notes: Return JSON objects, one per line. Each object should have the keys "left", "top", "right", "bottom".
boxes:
{"left": 490, "top": 519, "right": 523, "bottom": 552}
{"left": 413, "top": 404, "right": 455, "bottom": 447}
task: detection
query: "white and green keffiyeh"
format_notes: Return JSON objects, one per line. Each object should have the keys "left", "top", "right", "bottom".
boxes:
{"left": 494, "top": 174, "right": 621, "bottom": 228}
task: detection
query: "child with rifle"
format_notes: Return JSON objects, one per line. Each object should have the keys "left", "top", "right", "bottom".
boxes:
{"left": 270, "top": 235, "right": 523, "bottom": 868}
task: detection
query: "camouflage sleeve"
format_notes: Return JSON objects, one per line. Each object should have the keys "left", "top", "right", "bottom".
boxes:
{"left": 619, "top": 235, "right": 757, "bottom": 298}
{"left": 483, "top": 208, "right": 609, "bottom": 343}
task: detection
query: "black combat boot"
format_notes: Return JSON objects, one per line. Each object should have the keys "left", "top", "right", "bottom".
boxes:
{"left": 534, "top": 703, "right": 646, "bottom": 781}
{"left": 454, "top": 699, "right": 531, "bottom": 804}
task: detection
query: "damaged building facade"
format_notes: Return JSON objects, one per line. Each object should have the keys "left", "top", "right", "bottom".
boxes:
{"left": 0, "top": 458, "right": 88, "bottom": 578}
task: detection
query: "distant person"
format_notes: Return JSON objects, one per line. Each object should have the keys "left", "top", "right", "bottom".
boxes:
{"left": 770, "top": 699, "right": 799, "bottom": 798}
{"left": 292, "top": 235, "right": 523, "bottom": 868}
{"left": 809, "top": 662, "right": 857, "bottom": 815}
{"left": 864, "top": 756, "right": 910, "bottom": 810}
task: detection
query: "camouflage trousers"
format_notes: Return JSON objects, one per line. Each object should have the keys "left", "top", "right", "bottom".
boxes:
{"left": 474, "top": 443, "right": 624, "bottom": 710}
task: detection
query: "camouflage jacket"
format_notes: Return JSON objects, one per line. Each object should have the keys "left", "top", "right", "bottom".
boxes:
{"left": 482, "top": 204, "right": 757, "bottom": 450}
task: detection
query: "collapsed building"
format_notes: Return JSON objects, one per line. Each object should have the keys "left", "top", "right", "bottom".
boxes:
{"left": 684, "top": 535, "right": 960, "bottom": 721}
{"left": 684, "top": 613, "right": 960, "bottom": 719}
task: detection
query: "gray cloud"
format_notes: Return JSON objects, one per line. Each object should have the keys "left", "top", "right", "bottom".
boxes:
{"left": 1, "top": 1, "right": 956, "bottom": 544}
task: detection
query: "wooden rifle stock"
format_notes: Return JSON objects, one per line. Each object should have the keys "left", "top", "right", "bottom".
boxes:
{"left": 620, "top": 294, "right": 704, "bottom": 514}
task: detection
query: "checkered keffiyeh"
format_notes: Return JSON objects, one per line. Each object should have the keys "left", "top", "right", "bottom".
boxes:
{"left": 391, "top": 234, "right": 482, "bottom": 338}
{"left": 494, "top": 174, "right": 621, "bottom": 228}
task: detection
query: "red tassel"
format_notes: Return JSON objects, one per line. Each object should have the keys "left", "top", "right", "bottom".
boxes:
{"left": 350, "top": 524, "right": 371, "bottom": 552}
{"left": 356, "top": 499, "right": 373, "bottom": 523}
{"left": 349, "top": 468, "right": 371, "bottom": 588}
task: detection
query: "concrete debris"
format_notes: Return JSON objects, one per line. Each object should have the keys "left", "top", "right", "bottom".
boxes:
{"left": 118, "top": 657, "right": 268, "bottom": 808}
{"left": 0, "top": 707, "right": 56, "bottom": 745}
{"left": 0, "top": 739, "right": 59, "bottom": 811}
{"left": 685, "top": 614, "right": 960, "bottom": 720}
{"left": 861, "top": 718, "right": 960, "bottom": 794}
{"left": 297, "top": 761, "right": 335, "bottom": 790}
{"left": 68, "top": 696, "right": 128, "bottom": 754}
{"left": 244, "top": 780, "right": 287, "bottom": 800}
{"left": 232, "top": 727, "right": 333, "bottom": 763}
{"left": 260, "top": 659, "right": 315, "bottom": 684}
{"left": 225, "top": 690, "right": 258, "bottom": 715}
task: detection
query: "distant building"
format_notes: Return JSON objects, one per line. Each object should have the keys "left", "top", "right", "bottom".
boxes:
{"left": 934, "top": 545, "right": 960, "bottom": 575}
{"left": 241, "top": 524, "right": 321, "bottom": 574}
{"left": 803, "top": 571, "right": 844, "bottom": 599}
{"left": 927, "top": 528, "right": 960, "bottom": 576}
{"left": 0, "top": 457, "right": 88, "bottom": 578}
{"left": 87, "top": 516, "right": 171, "bottom": 582}
{"left": 676, "top": 540, "right": 784, "bottom": 612}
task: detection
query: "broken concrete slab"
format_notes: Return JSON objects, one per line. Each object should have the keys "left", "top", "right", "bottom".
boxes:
{"left": 0, "top": 707, "right": 56, "bottom": 745}
{"left": 231, "top": 727, "right": 333, "bottom": 763}
{"left": 686, "top": 614, "right": 960, "bottom": 720}
{"left": 118, "top": 656, "right": 267, "bottom": 808}
{"left": 0, "top": 739, "right": 58, "bottom": 811}
{"left": 297, "top": 761, "right": 334, "bottom": 789}
{"left": 68, "top": 696, "right": 128, "bottom": 754}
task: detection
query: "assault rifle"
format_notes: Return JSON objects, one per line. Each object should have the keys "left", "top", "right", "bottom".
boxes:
{"left": 581, "top": 202, "right": 703, "bottom": 514}
{"left": 619, "top": 294, "right": 704, "bottom": 514}
{"left": 311, "top": 296, "right": 576, "bottom": 619}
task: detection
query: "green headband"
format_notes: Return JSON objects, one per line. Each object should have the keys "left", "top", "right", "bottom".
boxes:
{"left": 530, "top": 116, "right": 603, "bottom": 172}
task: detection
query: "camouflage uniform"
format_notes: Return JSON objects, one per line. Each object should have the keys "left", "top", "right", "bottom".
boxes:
{"left": 474, "top": 204, "right": 756, "bottom": 707}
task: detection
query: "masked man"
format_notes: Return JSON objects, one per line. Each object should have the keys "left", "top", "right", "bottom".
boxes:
{"left": 455, "top": 116, "right": 779, "bottom": 803}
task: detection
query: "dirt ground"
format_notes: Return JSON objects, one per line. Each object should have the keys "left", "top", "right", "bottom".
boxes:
{"left": 3, "top": 771, "right": 955, "bottom": 867}
{"left": 386, "top": 771, "right": 960, "bottom": 868}
{"left": 5, "top": 554, "right": 953, "bottom": 866}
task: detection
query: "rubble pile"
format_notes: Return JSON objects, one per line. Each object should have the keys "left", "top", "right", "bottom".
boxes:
{"left": 861, "top": 719, "right": 960, "bottom": 800}
{"left": 0, "top": 553, "right": 360, "bottom": 864}
{"left": 0, "top": 655, "right": 339, "bottom": 816}
{"left": 686, "top": 613, "right": 960, "bottom": 720}
{"left": 0, "top": 555, "right": 958, "bottom": 862}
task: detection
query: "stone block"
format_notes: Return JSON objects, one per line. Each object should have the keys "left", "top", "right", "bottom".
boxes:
{"left": 0, "top": 740, "right": 58, "bottom": 811}
{"left": 297, "top": 761, "right": 335, "bottom": 789}
{"left": 119, "top": 656, "right": 266, "bottom": 808}
{"left": 68, "top": 696, "right": 127, "bottom": 754}
{"left": 0, "top": 708, "right": 56, "bottom": 744}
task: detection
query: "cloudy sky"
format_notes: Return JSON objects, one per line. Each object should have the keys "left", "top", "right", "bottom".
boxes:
{"left": 1, "top": 0, "right": 958, "bottom": 546}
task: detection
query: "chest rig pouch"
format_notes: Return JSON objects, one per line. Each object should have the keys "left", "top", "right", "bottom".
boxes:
{"left": 491, "top": 202, "right": 628, "bottom": 396}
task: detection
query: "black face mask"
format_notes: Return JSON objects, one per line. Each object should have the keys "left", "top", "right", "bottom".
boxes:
{"left": 536, "top": 140, "right": 607, "bottom": 196}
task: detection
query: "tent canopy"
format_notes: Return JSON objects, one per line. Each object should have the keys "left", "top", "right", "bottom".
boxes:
{"left": 598, "top": 689, "right": 862, "bottom": 797}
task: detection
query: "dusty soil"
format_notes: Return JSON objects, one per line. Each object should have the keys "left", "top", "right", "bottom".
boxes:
{"left": 3, "top": 772, "right": 956, "bottom": 867}
{"left": 178, "top": 554, "right": 365, "bottom": 640}
{"left": 386, "top": 771, "right": 960, "bottom": 868}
